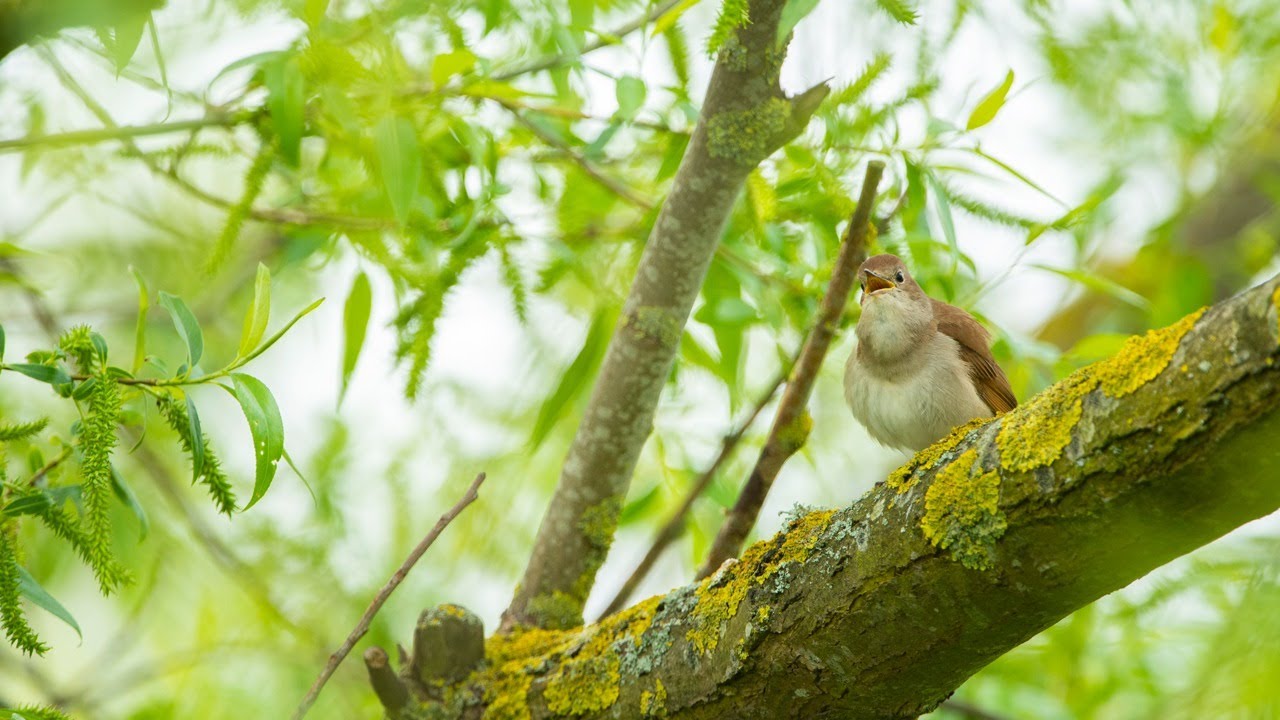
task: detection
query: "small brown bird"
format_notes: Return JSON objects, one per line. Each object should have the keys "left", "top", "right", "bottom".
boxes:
{"left": 844, "top": 254, "right": 1016, "bottom": 452}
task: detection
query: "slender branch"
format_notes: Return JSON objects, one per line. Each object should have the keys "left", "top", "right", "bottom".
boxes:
{"left": 38, "top": 49, "right": 392, "bottom": 232}
{"left": 498, "top": 98, "right": 656, "bottom": 211}
{"left": 599, "top": 364, "right": 789, "bottom": 618}
{"left": 940, "top": 699, "right": 1018, "bottom": 720}
{"left": 25, "top": 445, "right": 74, "bottom": 487}
{"left": 492, "top": 0, "right": 686, "bottom": 81}
{"left": 291, "top": 472, "right": 487, "bottom": 720}
{"left": 698, "top": 160, "right": 883, "bottom": 578}
{"left": 0, "top": 111, "right": 255, "bottom": 154}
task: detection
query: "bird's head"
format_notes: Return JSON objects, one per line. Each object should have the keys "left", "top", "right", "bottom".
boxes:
{"left": 855, "top": 254, "right": 934, "bottom": 360}
{"left": 857, "top": 254, "right": 923, "bottom": 305}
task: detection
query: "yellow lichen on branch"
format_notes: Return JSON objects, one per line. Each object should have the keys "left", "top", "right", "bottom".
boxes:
{"left": 887, "top": 417, "right": 992, "bottom": 493}
{"left": 1093, "top": 308, "right": 1205, "bottom": 397}
{"left": 686, "top": 510, "right": 834, "bottom": 654}
{"left": 920, "top": 449, "right": 1006, "bottom": 570}
{"left": 998, "top": 307, "right": 1205, "bottom": 473}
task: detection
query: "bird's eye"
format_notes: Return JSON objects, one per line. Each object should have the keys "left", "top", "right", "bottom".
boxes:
{"left": 895, "top": 271, "right": 905, "bottom": 283}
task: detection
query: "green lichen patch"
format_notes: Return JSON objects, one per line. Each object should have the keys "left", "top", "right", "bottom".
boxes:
{"left": 887, "top": 417, "right": 991, "bottom": 492}
{"left": 686, "top": 509, "right": 835, "bottom": 655}
{"left": 1094, "top": 308, "right": 1205, "bottom": 397}
{"left": 921, "top": 449, "right": 1006, "bottom": 570}
{"left": 707, "top": 98, "right": 791, "bottom": 165}
{"left": 527, "top": 497, "right": 624, "bottom": 631}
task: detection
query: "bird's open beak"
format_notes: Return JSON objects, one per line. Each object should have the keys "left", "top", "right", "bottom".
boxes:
{"left": 865, "top": 272, "right": 896, "bottom": 295}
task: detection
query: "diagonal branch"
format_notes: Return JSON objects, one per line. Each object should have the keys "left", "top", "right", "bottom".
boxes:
{"left": 424, "top": 272, "right": 1280, "bottom": 719}
{"left": 697, "top": 160, "right": 883, "bottom": 578}
{"left": 500, "top": 0, "right": 831, "bottom": 632}
{"left": 291, "top": 472, "right": 486, "bottom": 720}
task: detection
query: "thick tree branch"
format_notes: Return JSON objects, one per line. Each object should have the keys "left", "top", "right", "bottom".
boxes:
{"left": 417, "top": 273, "right": 1280, "bottom": 718}
{"left": 500, "top": 0, "right": 830, "bottom": 631}
{"left": 698, "top": 160, "right": 882, "bottom": 578}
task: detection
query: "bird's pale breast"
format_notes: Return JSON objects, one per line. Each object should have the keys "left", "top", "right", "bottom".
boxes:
{"left": 844, "top": 332, "right": 993, "bottom": 452}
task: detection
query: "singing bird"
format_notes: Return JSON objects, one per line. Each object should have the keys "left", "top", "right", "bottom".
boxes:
{"left": 844, "top": 254, "right": 1017, "bottom": 452}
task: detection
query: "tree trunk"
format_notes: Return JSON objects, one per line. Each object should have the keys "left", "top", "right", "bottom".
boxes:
{"left": 501, "top": 0, "right": 829, "bottom": 631}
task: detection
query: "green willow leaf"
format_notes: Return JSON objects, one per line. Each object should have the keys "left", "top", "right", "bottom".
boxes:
{"left": 129, "top": 266, "right": 148, "bottom": 374}
{"left": 265, "top": 56, "right": 305, "bottom": 166}
{"left": 227, "top": 374, "right": 284, "bottom": 510}
{"left": 340, "top": 271, "right": 372, "bottom": 404}
{"left": 111, "top": 466, "right": 149, "bottom": 541}
{"left": 238, "top": 263, "right": 272, "bottom": 358}
{"left": 923, "top": 170, "right": 960, "bottom": 270}
{"left": 16, "top": 567, "right": 81, "bottom": 640}
{"left": 3, "top": 364, "right": 72, "bottom": 386}
{"left": 529, "top": 307, "right": 614, "bottom": 449}
{"left": 0, "top": 323, "right": 5, "bottom": 362}
{"left": 186, "top": 395, "right": 205, "bottom": 485}
{"left": 239, "top": 297, "right": 324, "bottom": 365}
{"left": 777, "top": 0, "right": 821, "bottom": 46}
{"left": 110, "top": 12, "right": 150, "bottom": 73}
{"left": 375, "top": 116, "right": 422, "bottom": 226}
{"left": 158, "top": 292, "right": 204, "bottom": 369}
{"left": 967, "top": 69, "right": 1015, "bottom": 130}
{"left": 615, "top": 75, "right": 647, "bottom": 120}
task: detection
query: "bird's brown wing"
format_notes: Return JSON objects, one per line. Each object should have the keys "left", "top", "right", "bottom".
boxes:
{"left": 931, "top": 298, "right": 1018, "bottom": 413}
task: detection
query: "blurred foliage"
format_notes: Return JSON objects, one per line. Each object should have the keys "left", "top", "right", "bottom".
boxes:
{"left": 0, "top": 0, "right": 1276, "bottom": 717}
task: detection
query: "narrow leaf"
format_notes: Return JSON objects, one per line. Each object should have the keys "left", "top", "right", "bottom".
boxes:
{"left": 129, "top": 266, "right": 148, "bottom": 374}
{"left": 238, "top": 263, "right": 272, "bottom": 357}
{"left": 375, "top": 116, "right": 422, "bottom": 226}
{"left": 16, "top": 567, "right": 81, "bottom": 639}
{"left": 777, "top": 0, "right": 822, "bottom": 46}
{"left": 340, "top": 271, "right": 372, "bottom": 404}
{"left": 4, "top": 364, "right": 72, "bottom": 386}
{"left": 265, "top": 57, "right": 306, "bottom": 166}
{"left": 158, "top": 292, "right": 204, "bottom": 368}
{"left": 111, "top": 466, "right": 149, "bottom": 540}
{"left": 186, "top": 396, "right": 205, "bottom": 485}
{"left": 3, "top": 495, "right": 52, "bottom": 518}
{"left": 0, "top": 323, "right": 5, "bottom": 361}
{"left": 966, "top": 69, "right": 1015, "bottom": 131}
{"left": 529, "top": 308, "right": 613, "bottom": 449}
{"left": 239, "top": 298, "right": 324, "bottom": 365}
{"left": 923, "top": 170, "right": 960, "bottom": 270}
{"left": 1033, "top": 265, "right": 1151, "bottom": 310}
{"left": 228, "top": 374, "right": 284, "bottom": 510}
{"left": 110, "top": 12, "right": 150, "bottom": 73}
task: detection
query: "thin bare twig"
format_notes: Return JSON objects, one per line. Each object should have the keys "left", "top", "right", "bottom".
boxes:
{"left": 291, "top": 472, "right": 488, "bottom": 720}
{"left": 492, "top": 0, "right": 686, "bottom": 81}
{"left": 0, "top": 111, "right": 254, "bottom": 153}
{"left": 599, "top": 364, "right": 790, "bottom": 618}
{"left": 26, "top": 445, "right": 73, "bottom": 487}
{"left": 697, "top": 161, "right": 884, "bottom": 579}
{"left": 498, "top": 98, "right": 655, "bottom": 211}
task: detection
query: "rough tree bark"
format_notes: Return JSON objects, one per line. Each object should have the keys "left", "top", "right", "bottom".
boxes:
{"left": 501, "top": 0, "right": 829, "bottom": 631}
{"left": 385, "top": 273, "right": 1280, "bottom": 718}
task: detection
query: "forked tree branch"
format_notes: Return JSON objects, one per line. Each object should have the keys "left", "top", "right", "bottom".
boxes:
{"left": 698, "top": 160, "right": 883, "bottom": 578}
{"left": 403, "top": 273, "right": 1280, "bottom": 719}
{"left": 500, "top": 0, "right": 832, "bottom": 631}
